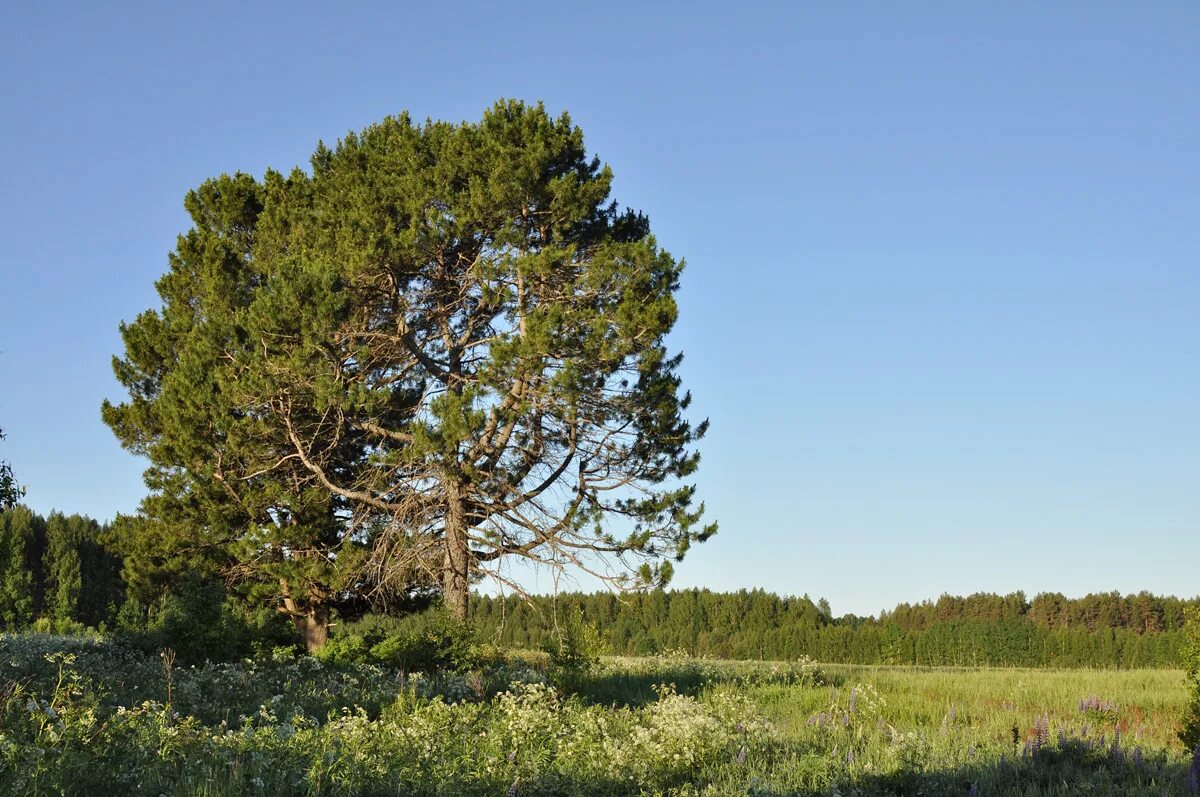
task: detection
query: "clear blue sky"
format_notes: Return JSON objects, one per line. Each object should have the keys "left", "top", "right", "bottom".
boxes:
{"left": 1, "top": 3, "right": 1196, "bottom": 616}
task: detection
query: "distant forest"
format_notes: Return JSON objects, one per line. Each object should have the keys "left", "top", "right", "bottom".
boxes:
{"left": 471, "top": 589, "right": 1194, "bottom": 668}
{"left": 1, "top": 507, "right": 1192, "bottom": 668}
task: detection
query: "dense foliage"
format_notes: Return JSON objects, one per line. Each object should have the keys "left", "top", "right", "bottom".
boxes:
{"left": 0, "top": 634, "right": 1193, "bottom": 796}
{"left": 0, "top": 508, "right": 1192, "bottom": 671}
{"left": 0, "top": 507, "right": 121, "bottom": 630}
{"left": 472, "top": 589, "right": 1194, "bottom": 668}
{"left": 1180, "top": 605, "right": 1200, "bottom": 749}
{"left": 0, "top": 425, "right": 20, "bottom": 509}
{"left": 102, "top": 100, "right": 714, "bottom": 645}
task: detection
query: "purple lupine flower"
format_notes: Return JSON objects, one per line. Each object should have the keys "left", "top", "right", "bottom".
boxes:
{"left": 1079, "top": 695, "right": 1117, "bottom": 713}
{"left": 842, "top": 713, "right": 850, "bottom": 727}
{"left": 968, "top": 784, "right": 978, "bottom": 797}
{"left": 1132, "top": 746, "right": 1144, "bottom": 770}
{"left": 507, "top": 780, "right": 519, "bottom": 797}
{"left": 736, "top": 745, "right": 747, "bottom": 765}
{"left": 1034, "top": 715, "right": 1049, "bottom": 753}
{"left": 1022, "top": 739, "right": 1032, "bottom": 761}
{"left": 1188, "top": 744, "right": 1200, "bottom": 794}
{"left": 848, "top": 687, "right": 858, "bottom": 714}
{"left": 846, "top": 749, "right": 854, "bottom": 765}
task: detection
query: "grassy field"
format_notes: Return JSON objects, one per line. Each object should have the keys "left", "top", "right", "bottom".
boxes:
{"left": 0, "top": 636, "right": 1194, "bottom": 795}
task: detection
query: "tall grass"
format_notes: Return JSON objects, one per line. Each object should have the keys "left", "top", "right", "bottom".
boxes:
{"left": 0, "top": 636, "right": 1194, "bottom": 795}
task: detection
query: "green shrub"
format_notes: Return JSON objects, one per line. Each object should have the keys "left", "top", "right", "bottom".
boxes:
{"left": 31, "top": 615, "right": 100, "bottom": 638}
{"left": 115, "top": 577, "right": 266, "bottom": 664}
{"left": 1181, "top": 604, "right": 1200, "bottom": 749}
{"left": 318, "top": 608, "right": 479, "bottom": 672}
{"left": 542, "top": 608, "right": 605, "bottom": 690}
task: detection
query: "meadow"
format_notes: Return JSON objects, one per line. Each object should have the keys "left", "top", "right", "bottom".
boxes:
{"left": 1, "top": 634, "right": 1195, "bottom": 796}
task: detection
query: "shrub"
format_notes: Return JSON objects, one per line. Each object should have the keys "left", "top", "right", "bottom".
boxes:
{"left": 318, "top": 608, "right": 479, "bottom": 672}
{"left": 1181, "top": 605, "right": 1200, "bottom": 749}
{"left": 542, "top": 608, "right": 605, "bottom": 690}
{"left": 115, "top": 576, "right": 270, "bottom": 664}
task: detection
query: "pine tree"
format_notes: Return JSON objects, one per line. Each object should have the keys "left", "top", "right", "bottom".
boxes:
{"left": 104, "top": 101, "right": 714, "bottom": 643}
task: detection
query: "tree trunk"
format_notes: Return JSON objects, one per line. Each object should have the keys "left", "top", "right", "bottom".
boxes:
{"left": 443, "top": 479, "right": 470, "bottom": 621}
{"left": 294, "top": 610, "right": 329, "bottom": 652}
{"left": 280, "top": 579, "right": 330, "bottom": 652}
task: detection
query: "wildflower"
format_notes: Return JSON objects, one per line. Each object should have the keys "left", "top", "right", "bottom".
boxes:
{"left": 968, "top": 784, "right": 978, "bottom": 797}
{"left": 1034, "top": 715, "right": 1049, "bottom": 754}
{"left": 736, "top": 745, "right": 747, "bottom": 765}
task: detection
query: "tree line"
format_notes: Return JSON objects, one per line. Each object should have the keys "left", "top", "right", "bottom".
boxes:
{"left": 0, "top": 506, "right": 123, "bottom": 630}
{"left": 0, "top": 505, "right": 1191, "bottom": 669}
{"left": 470, "top": 589, "right": 1194, "bottom": 668}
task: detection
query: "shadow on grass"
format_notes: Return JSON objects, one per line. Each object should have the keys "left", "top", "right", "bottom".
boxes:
{"left": 741, "top": 739, "right": 1195, "bottom": 796}
{"left": 571, "top": 660, "right": 838, "bottom": 708}
{"left": 571, "top": 668, "right": 714, "bottom": 707}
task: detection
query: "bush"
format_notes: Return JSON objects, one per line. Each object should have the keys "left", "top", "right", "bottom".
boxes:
{"left": 542, "top": 608, "right": 605, "bottom": 690}
{"left": 31, "top": 615, "right": 100, "bottom": 638}
{"left": 115, "top": 577, "right": 277, "bottom": 664}
{"left": 1181, "top": 605, "right": 1200, "bottom": 749}
{"left": 317, "top": 608, "right": 479, "bottom": 672}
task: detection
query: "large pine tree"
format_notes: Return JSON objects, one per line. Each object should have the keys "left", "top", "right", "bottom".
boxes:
{"left": 105, "top": 101, "right": 714, "bottom": 646}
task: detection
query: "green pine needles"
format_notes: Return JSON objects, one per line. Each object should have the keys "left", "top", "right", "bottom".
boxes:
{"left": 103, "top": 100, "right": 714, "bottom": 648}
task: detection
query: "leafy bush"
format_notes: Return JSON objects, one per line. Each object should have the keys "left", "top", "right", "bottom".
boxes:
{"left": 1181, "top": 604, "right": 1200, "bottom": 749}
{"left": 318, "top": 608, "right": 478, "bottom": 672}
{"left": 541, "top": 608, "right": 605, "bottom": 690}
{"left": 30, "top": 615, "right": 101, "bottom": 638}
{"left": 115, "top": 577, "right": 291, "bottom": 664}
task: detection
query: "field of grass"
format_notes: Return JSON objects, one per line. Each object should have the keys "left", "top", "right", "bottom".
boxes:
{"left": 0, "top": 635, "right": 1195, "bottom": 795}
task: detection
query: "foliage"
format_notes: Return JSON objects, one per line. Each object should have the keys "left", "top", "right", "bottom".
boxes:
{"left": 473, "top": 588, "right": 1195, "bottom": 668}
{"left": 316, "top": 609, "right": 479, "bottom": 673}
{"left": 0, "top": 426, "right": 20, "bottom": 509}
{"left": 541, "top": 607, "right": 605, "bottom": 690}
{"left": 1180, "top": 604, "right": 1200, "bottom": 749}
{"left": 113, "top": 575, "right": 289, "bottom": 665}
{"left": 0, "top": 635, "right": 1193, "bottom": 795}
{"left": 102, "top": 100, "right": 714, "bottom": 636}
{"left": 0, "top": 507, "right": 122, "bottom": 632}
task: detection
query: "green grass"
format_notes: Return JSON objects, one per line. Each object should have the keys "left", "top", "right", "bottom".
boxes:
{"left": 0, "top": 636, "right": 1194, "bottom": 795}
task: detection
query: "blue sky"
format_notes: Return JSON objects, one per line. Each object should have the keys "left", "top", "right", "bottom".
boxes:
{"left": 1, "top": 2, "right": 1196, "bottom": 616}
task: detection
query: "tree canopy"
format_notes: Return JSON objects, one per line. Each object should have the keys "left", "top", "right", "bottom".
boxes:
{"left": 0, "top": 425, "right": 20, "bottom": 509}
{"left": 104, "top": 100, "right": 714, "bottom": 647}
